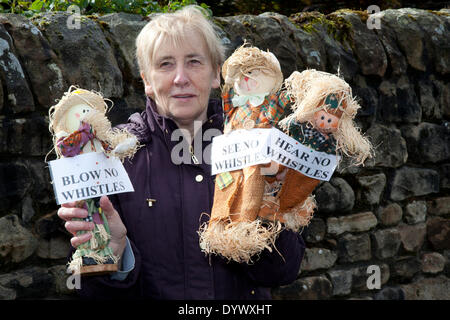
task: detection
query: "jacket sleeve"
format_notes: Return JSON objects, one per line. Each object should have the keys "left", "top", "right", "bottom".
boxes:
{"left": 242, "top": 229, "right": 305, "bottom": 287}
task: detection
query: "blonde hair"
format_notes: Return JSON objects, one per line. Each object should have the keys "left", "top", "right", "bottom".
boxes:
{"left": 280, "top": 69, "right": 373, "bottom": 165}
{"left": 221, "top": 43, "right": 283, "bottom": 94}
{"left": 136, "top": 5, "right": 225, "bottom": 81}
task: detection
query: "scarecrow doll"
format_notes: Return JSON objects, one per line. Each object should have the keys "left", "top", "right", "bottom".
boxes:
{"left": 48, "top": 86, "right": 139, "bottom": 275}
{"left": 259, "top": 69, "right": 374, "bottom": 231}
{"left": 199, "top": 44, "right": 290, "bottom": 263}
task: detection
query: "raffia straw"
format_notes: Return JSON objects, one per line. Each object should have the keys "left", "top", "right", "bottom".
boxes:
{"left": 198, "top": 217, "right": 282, "bottom": 264}
{"left": 282, "top": 195, "right": 316, "bottom": 231}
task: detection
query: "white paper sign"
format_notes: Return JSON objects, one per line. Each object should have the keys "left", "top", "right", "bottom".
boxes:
{"left": 211, "top": 128, "right": 339, "bottom": 181}
{"left": 266, "top": 128, "right": 339, "bottom": 181}
{"left": 48, "top": 152, "right": 134, "bottom": 205}
{"left": 211, "top": 129, "right": 272, "bottom": 174}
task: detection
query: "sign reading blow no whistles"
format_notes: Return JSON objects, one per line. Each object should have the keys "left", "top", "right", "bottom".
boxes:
{"left": 211, "top": 128, "right": 339, "bottom": 180}
{"left": 48, "top": 152, "right": 134, "bottom": 205}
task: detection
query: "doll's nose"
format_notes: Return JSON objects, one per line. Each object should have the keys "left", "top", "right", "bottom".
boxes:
{"left": 244, "top": 76, "right": 249, "bottom": 82}
{"left": 320, "top": 122, "right": 325, "bottom": 128}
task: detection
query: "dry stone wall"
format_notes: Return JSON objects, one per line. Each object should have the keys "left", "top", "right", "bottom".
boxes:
{"left": 0, "top": 8, "right": 449, "bottom": 300}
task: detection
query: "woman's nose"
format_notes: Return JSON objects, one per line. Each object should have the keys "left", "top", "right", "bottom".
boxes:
{"left": 174, "top": 66, "right": 189, "bottom": 86}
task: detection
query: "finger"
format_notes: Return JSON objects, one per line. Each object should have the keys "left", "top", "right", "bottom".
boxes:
{"left": 99, "top": 195, "right": 117, "bottom": 218}
{"left": 61, "top": 201, "right": 77, "bottom": 208}
{"left": 70, "top": 232, "right": 92, "bottom": 248}
{"left": 65, "top": 220, "right": 94, "bottom": 235}
{"left": 58, "top": 207, "right": 88, "bottom": 221}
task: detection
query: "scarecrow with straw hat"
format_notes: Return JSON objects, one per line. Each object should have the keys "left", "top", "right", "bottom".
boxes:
{"left": 198, "top": 44, "right": 290, "bottom": 263}
{"left": 48, "top": 86, "right": 139, "bottom": 275}
{"left": 259, "top": 69, "right": 374, "bottom": 232}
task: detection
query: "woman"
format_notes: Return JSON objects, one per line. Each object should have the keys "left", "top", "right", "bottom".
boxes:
{"left": 57, "top": 6, "right": 305, "bottom": 299}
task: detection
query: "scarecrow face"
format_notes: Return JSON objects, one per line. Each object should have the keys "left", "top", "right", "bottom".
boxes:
{"left": 234, "top": 69, "right": 277, "bottom": 96}
{"left": 313, "top": 110, "right": 340, "bottom": 134}
{"left": 65, "top": 104, "right": 94, "bottom": 133}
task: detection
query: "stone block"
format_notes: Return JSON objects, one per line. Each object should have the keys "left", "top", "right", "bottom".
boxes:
{"left": 303, "top": 218, "right": 326, "bottom": 243}
{"left": 34, "top": 12, "right": 123, "bottom": 98}
{"left": 398, "top": 223, "right": 427, "bottom": 252}
{"left": 401, "top": 123, "right": 450, "bottom": 164}
{"left": 401, "top": 275, "right": 450, "bottom": 300}
{"left": 300, "top": 248, "right": 337, "bottom": 272}
{"left": 371, "top": 228, "right": 402, "bottom": 259}
{"left": 421, "top": 252, "right": 446, "bottom": 274}
{"left": 377, "top": 203, "right": 403, "bottom": 226}
{"left": 390, "top": 167, "right": 439, "bottom": 201}
{"left": 327, "top": 268, "right": 353, "bottom": 296}
{"left": 427, "top": 217, "right": 450, "bottom": 251}
{"left": 427, "top": 197, "right": 450, "bottom": 216}
{"left": 272, "top": 276, "right": 332, "bottom": 300}
{"left": 337, "top": 233, "right": 371, "bottom": 263}
{"left": 327, "top": 211, "right": 377, "bottom": 236}
{"left": 356, "top": 173, "right": 386, "bottom": 206}
{"left": 404, "top": 200, "right": 427, "bottom": 224}
{"left": 366, "top": 124, "right": 408, "bottom": 168}
{"left": 315, "top": 177, "right": 355, "bottom": 214}
{"left": 392, "top": 256, "right": 421, "bottom": 279}
{"left": 0, "top": 266, "right": 53, "bottom": 299}
{"left": 0, "top": 215, "right": 37, "bottom": 266}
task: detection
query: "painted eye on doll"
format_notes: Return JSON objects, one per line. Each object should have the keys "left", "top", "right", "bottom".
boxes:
{"left": 321, "top": 116, "right": 325, "bottom": 120}
{"left": 328, "top": 119, "right": 332, "bottom": 123}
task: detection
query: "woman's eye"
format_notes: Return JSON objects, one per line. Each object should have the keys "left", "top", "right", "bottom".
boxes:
{"left": 189, "top": 59, "right": 201, "bottom": 65}
{"left": 160, "top": 61, "right": 172, "bottom": 68}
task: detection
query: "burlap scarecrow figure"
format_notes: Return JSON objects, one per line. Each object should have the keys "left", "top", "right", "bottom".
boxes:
{"left": 48, "top": 86, "right": 139, "bottom": 275}
{"left": 198, "top": 44, "right": 290, "bottom": 263}
{"left": 259, "top": 69, "right": 374, "bottom": 231}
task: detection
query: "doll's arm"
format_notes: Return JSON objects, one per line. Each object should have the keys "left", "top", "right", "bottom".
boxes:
{"left": 56, "top": 122, "right": 95, "bottom": 157}
{"left": 264, "top": 91, "right": 290, "bottom": 125}
{"left": 221, "top": 89, "right": 235, "bottom": 125}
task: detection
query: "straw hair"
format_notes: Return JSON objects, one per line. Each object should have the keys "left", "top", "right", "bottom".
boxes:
{"left": 280, "top": 69, "right": 373, "bottom": 166}
{"left": 222, "top": 43, "right": 283, "bottom": 94}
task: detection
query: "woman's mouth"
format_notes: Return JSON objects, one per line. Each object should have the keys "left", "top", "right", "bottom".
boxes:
{"left": 173, "top": 94, "right": 196, "bottom": 99}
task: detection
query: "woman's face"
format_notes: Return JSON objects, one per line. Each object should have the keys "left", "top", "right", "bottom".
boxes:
{"left": 141, "top": 30, "right": 220, "bottom": 126}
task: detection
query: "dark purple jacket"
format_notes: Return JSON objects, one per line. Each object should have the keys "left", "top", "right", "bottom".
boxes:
{"left": 78, "top": 97, "right": 305, "bottom": 300}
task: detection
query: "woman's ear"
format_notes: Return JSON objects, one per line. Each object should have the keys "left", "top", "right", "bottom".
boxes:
{"left": 140, "top": 71, "right": 153, "bottom": 97}
{"left": 212, "top": 66, "right": 221, "bottom": 89}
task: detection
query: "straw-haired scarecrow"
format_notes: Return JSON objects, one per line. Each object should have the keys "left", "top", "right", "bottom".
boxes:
{"left": 259, "top": 69, "right": 373, "bottom": 231}
{"left": 199, "top": 44, "right": 289, "bottom": 263}
{"left": 48, "top": 86, "right": 139, "bottom": 275}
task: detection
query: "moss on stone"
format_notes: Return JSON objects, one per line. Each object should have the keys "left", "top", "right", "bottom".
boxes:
{"left": 428, "top": 10, "right": 450, "bottom": 17}
{"left": 288, "top": 11, "right": 353, "bottom": 45}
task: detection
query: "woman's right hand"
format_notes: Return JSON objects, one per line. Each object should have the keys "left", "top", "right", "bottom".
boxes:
{"left": 57, "top": 196, "right": 128, "bottom": 259}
